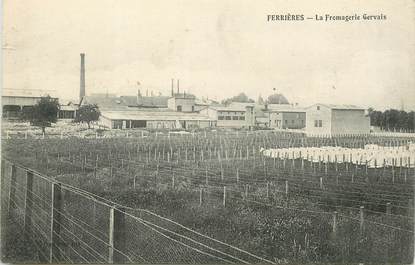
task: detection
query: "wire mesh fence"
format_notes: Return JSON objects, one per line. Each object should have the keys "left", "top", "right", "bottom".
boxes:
{"left": 1, "top": 159, "right": 277, "bottom": 264}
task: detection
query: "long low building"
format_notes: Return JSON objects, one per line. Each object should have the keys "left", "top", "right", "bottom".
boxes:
{"left": 99, "top": 110, "right": 216, "bottom": 129}
{"left": 199, "top": 105, "right": 255, "bottom": 129}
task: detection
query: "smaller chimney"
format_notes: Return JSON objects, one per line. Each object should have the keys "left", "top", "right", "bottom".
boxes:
{"left": 177, "top": 79, "right": 180, "bottom": 94}
{"left": 171, "top": 78, "right": 174, "bottom": 96}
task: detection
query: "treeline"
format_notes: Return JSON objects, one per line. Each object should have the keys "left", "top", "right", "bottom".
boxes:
{"left": 369, "top": 108, "right": 415, "bottom": 131}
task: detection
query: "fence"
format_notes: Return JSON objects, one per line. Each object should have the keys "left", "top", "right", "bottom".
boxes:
{"left": 1, "top": 159, "right": 275, "bottom": 264}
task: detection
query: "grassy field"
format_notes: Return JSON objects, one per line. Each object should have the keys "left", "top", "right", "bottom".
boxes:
{"left": 2, "top": 130, "right": 414, "bottom": 263}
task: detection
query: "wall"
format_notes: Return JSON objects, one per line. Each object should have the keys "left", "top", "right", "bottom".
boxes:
{"left": 268, "top": 112, "right": 283, "bottom": 128}
{"left": 167, "top": 97, "right": 195, "bottom": 112}
{"left": 281, "top": 112, "right": 306, "bottom": 129}
{"left": 331, "top": 109, "right": 370, "bottom": 135}
{"left": 305, "top": 104, "right": 332, "bottom": 135}
{"left": 216, "top": 110, "right": 247, "bottom": 128}
{"left": 2, "top": 96, "right": 41, "bottom": 107}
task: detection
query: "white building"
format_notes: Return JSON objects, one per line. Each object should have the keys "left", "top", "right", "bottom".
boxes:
{"left": 305, "top": 104, "right": 370, "bottom": 136}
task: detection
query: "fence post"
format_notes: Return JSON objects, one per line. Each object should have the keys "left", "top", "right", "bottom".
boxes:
{"left": 50, "top": 183, "right": 62, "bottom": 263}
{"left": 223, "top": 186, "right": 227, "bottom": 207}
{"left": 386, "top": 202, "right": 391, "bottom": 214}
{"left": 359, "top": 206, "right": 365, "bottom": 234}
{"left": 24, "top": 171, "right": 34, "bottom": 233}
{"left": 408, "top": 199, "right": 414, "bottom": 217}
{"left": 266, "top": 182, "right": 270, "bottom": 201}
{"left": 109, "top": 207, "right": 127, "bottom": 263}
{"left": 332, "top": 211, "right": 338, "bottom": 235}
{"left": 172, "top": 173, "right": 175, "bottom": 189}
{"left": 320, "top": 177, "right": 323, "bottom": 189}
{"left": 199, "top": 188, "right": 203, "bottom": 206}
{"left": 8, "top": 164, "right": 17, "bottom": 215}
{"left": 245, "top": 184, "right": 249, "bottom": 200}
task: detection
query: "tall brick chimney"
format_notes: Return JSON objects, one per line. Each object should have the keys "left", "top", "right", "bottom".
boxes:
{"left": 80, "top": 53, "right": 86, "bottom": 102}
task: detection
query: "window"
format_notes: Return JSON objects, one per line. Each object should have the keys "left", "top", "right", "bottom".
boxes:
{"left": 232, "top": 116, "right": 239, "bottom": 120}
{"left": 291, "top": 120, "right": 294, "bottom": 124}
{"left": 301, "top": 120, "right": 304, "bottom": 125}
{"left": 318, "top": 120, "right": 323, "bottom": 127}
{"left": 177, "top": 105, "right": 182, "bottom": 112}
{"left": 218, "top": 116, "right": 224, "bottom": 120}
{"left": 191, "top": 106, "right": 195, "bottom": 112}
{"left": 317, "top": 106, "right": 320, "bottom": 110}
{"left": 314, "top": 120, "right": 318, "bottom": 127}
{"left": 285, "top": 120, "right": 288, "bottom": 124}
{"left": 239, "top": 116, "right": 245, "bottom": 120}
{"left": 225, "top": 116, "right": 231, "bottom": 120}
{"left": 296, "top": 114, "right": 300, "bottom": 118}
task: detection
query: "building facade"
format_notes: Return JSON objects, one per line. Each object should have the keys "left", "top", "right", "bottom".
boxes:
{"left": 266, "top": 109, "right": 306, "bottom": 129}
{"left": 167, "top": 93, "right": 196, "bottom": 112}
{"left": 200, "top": 106, "right": 255, "bottom": 128}
{"left": 2, "top": 88, "right": 58, "bottom": 119}
{"left": 305, "top": 104, "right": 370, "bottom": 136}
{"left": 99, "top": 110, "right": 215, "bottom": 130}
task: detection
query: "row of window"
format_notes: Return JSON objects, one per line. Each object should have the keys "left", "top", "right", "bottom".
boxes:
{"left": 218, "top": 111, "right": 245, "bottom": 115}
{"left": 271, "top": 119, "right": 304, "bottom": 124}
{"left": 218, "top": 116, "right": 245, "bottom": 121}
{"left": 314, "top": 120, "right": 323, "bottom": 127}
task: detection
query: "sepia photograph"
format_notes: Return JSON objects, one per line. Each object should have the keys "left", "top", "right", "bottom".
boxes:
{"left": 1, "top": 0, "right": 415, "bottom": 264}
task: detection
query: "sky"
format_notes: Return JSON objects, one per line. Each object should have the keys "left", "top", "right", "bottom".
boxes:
{"left": 3, "top": 0, "right": 415, "bottom": 110}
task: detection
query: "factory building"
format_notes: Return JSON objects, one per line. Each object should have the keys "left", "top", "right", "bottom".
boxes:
{"left": 265, "top": 106, "right": 306, "bottom": 129}
{"left": 2, "top": 88, "right": 58, "bottom": 119}
{"left": 167, "top": 92, "right": 196, "bottom": 112}
{"left": 305, "top": 104, "right": 370, "bottom": 136}
{"left": 99, "top": 110, "right": 215, "bottom": 130}
{"left": 199, "top": 105, "right": 255, "bottom": 128}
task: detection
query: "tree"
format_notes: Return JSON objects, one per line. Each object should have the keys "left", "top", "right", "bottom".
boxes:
{"left": 25, "top": 95, "right": 60, "bottom": 134}
{"left": 75, "top": 104, "right": 101, "bottom": 129}
{"left": 221, "top": 93, "right": 254, "bottom": 105}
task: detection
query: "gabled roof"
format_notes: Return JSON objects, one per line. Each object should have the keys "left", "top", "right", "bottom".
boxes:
{"left": 81, "top": 96, "right": 129, "bottom": 110}
{"left": 101, "top": 110, "right": 213, "bottom": 121}
{"left": 205, "top": 105, "right": 247, "bottom": 112}
{"left": 308, "top": 103, "right": 366, "bottom": 110}
{"left": 171, "top": 93, "right": 196, "bottom": 99}
{"left": 120, "top": 96, "right": 169, "bottom": 108}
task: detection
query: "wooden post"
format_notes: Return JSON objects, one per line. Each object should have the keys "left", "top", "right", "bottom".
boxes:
{"left": 171, "top": 173, "right": 175, "bottom": 189}
{"left": 223, "top": 186, "right": 227, "bottom": 207}
{"left": 50, "top": 183, "right": 62, "bottom": 263}
{"left": 266, "top": 182, "right": 270, "bottom": 200}
{"left": 359, "top": 206, "right": 365, "bottom": 234}
{"left": 245, "top": 184, "right": 249, "bottom": 200}
{"left": 108, "top": 207, "right": 127, "bottom": 263}
{"left": 332, "top": 211, "right": 338, "bottom": 235}
{"left": 24, "top": 171, "right": 34, "bottom": 233}
{"left": 8, "top": 164, "right": 17, "bottom": 215}
{"left": 199, "top": 188, "right": 203, "bottom": 206}
{"left": 205, "top": 166, "right": 209, "bottom": 186}
{"left": 408, "top": 199, "right": 414, "bottom": 217}
{"left": 320, "top": 177, "right": 323, "bottom": 189}
{"left": 386, "top": 202, "right": 391, "bottom": 214}
{"left": 285, "top": 180, "right": 289, "bottom": 195}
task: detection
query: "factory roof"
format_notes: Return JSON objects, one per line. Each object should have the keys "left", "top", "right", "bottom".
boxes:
{"left": 308, "top": 103, "right": 366, "bottom": 110}
{"left": 120, "top": 96, "right": 169, "bottom": 108}
{"left": 101, "top": 110, "right": 214, "bottom": 121}
{"left": 81, "top": 95, "right": 129, "bottom": 110}
{"left": 2, "top": 88, "right": 58, "bottom": 98}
